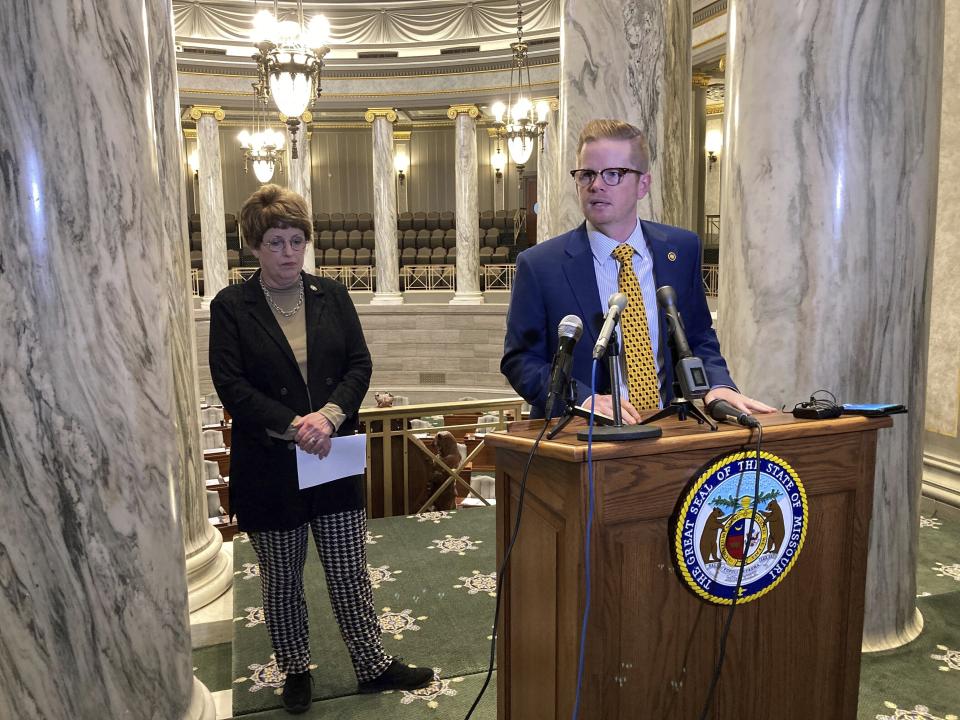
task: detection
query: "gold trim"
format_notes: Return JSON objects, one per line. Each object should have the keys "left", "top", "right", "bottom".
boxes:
{"left": 178, "top": 79, "right": 557, "bottom": 99}
{"left": 486, "top": 128, "right": 501, "bottom": 139}
{"left": 693, "top": 7, "right": 727, "bottom": 29}
{"left": 532, "top": 96, "right": 559, "bottom": 111}
{"left": 177, "top": 61, "right": 560, "bottom": 82}
{"left": 706, "top": 103, "right": 724, "bottom": 115}
{"left": 447, "top": 104, "right": 480, "bottom": 119}
{"left": 183, "top": 128, "right": 198, "bottom": 140}
{"left": 364, "top": 107, "right": 399, "bottom": 123}
{"left": 692, "top": 73, "right": 712, "bottom": 89}
{"left": 187, "top": 105, "right": 225, "bottom": 121}
{"left": 692, "top": 32, "right": 727, "bottom": 50}
{"left": 393, "top": 130, "right": 412, "bottom": 140}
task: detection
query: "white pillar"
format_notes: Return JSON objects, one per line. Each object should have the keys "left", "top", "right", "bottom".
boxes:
{"left": 286, "top": 112, "right": 315, "bottom": 272}
{"left": 448, "top": 105, "right": 483, "bottom": 304}
{"left": 191, "top": 106, "right": 229, "bottom": 301}
{"left": 367, "top": 109, "right": 402, "bottom": 304}
{"left": 536, "top": 98, "right": 560, "bottom": 243}
{"left": 720, "top": 0, "right": 944, "bottom": 651}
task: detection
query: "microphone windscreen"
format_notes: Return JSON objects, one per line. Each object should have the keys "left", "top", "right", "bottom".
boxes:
{"left": 607, "top": 292, "right": 628, "bottom": 312}
{"left": 558, "top": 314, "right": 583, "bottom": 341}
{"left": 656, "top": 285, "right": 677, "bottom": 308}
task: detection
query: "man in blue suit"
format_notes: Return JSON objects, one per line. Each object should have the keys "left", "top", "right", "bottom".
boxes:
{"left": 502, "top": 119, "right": 773, "bottom": 421}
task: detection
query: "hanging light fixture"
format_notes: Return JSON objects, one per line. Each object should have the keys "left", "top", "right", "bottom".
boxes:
{"left": 251, "top": 1, "right": 330, "bottom": 159}
{"left": 239, "top": 126, "right": 285, "bottom": 183}
{"left": 490, "top": 1, "right": 550, "bottom": 174}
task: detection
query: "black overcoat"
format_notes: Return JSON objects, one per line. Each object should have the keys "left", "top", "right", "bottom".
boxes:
{"left": 208, "top": 270, "right": 371, "bottom": 531}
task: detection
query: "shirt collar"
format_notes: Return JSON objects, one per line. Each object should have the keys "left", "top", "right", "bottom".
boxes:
{"left": 586, "top": 219, "right": 646, "bottom": 264}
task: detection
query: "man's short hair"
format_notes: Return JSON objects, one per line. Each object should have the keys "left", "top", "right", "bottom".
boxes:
{"left": 239, "top": 184, "right": 313, "bottom": 249}
{"left": 576, "top": 119, "right": 650, "bottom": 173}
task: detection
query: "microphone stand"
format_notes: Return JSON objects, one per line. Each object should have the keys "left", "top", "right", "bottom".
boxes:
{"left": 547, "top": 378, "right": 614, "bottom": 439}
{"left": 576, "top": 335, "right": 662, "bottom": 442}
{"left": 640, "top": 332, "right": 717, "bottom": 431}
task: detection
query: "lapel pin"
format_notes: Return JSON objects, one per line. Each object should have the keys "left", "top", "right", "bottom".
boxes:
{"left": 667, "top": 251, "right": 677, "bottom": 262}
{"left": 309, "top": 284, "right": 318, "bottom": 291}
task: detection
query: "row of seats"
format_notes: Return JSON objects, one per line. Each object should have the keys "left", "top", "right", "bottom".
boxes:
{"left": 190, "top": 245, "right": 514, "bottom": 271}
{"left": 312, "top": 209, "right": 518, "bottom": 233}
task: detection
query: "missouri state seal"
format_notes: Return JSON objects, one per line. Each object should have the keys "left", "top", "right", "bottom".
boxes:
{"left": 672, "top": 450, "right": 808, "bottom": 604}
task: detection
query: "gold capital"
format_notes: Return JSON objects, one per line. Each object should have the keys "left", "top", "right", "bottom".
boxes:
{"left": 364, "top": 107, "right": 398, "bottom": 123}
{"left": 393, "top": 130, "right": 412, "bottom": 141}
{"left": 447, "top": 104, "right": 480, "bottom": 120}
{"left": 532, "top": 97, "right": 559, "bottom": 112}
{"left": 692, "top": 73, "right": 712, "bottom": 89}
{"left": 187, "top": 105, "right": 225, "bottom": 122}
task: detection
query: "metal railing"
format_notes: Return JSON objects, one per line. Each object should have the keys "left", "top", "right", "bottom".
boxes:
{"left": 482, "top": 263, "right": 516, "bottom": 291}
{"left": 228, "top": 267, "right": 257, "bottom": 284}
{"left": 317, "top": 265, "right": 375, "bottom": 291}
{"left": 513, "top": 208, "right": 526, "bottom": 243}
{"left": 359, "top": 397, "right": 524, "bottom": 517}
{"left": 702, "top": 263, "right": 719, "bottom": 297}
{"left": 191, "top": 269, "right": 201, "bottom": 296}
{"left": 705, "top": 214, "right": 720, "bottom": 247}
{"left": 401, "top": 264, "right": 455, "bottom": 291}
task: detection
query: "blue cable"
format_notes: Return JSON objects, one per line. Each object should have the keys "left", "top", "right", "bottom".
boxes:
{"left": 572, "top": 359, "right": 599, "bottom": 720}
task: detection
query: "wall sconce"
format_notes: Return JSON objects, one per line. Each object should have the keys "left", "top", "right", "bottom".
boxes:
{"left": 394, "top": 152, "right": 409, "bottom": 183}
{"left": 491, "top": 149, "right": 506, "bottom": 180}
{"left": 705, "top": 129, "right": 722, "bottom": 171}
{"left": 188, "top": 150, "right": 200, "bottom": 178}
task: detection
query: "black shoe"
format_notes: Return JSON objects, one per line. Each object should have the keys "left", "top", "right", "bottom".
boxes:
{"left": 358, "top": 658, "right": 435, "bottom": 694}
{"left": 282, "top": 670, "right": 313, "bottom": 714}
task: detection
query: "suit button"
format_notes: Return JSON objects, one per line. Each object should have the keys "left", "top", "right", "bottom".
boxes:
{"left": 325, "top": 378, "right": 334, "bottom": 386}
{"left": 280, "top": 387, "right": 288, "bottom": 396}
{"left": 287, "top": 442, "right": 295, "bottom": 450}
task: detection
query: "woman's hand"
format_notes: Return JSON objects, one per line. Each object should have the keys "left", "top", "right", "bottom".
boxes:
{"left": 293, "top": 412, "right": 334, "bottom": 458}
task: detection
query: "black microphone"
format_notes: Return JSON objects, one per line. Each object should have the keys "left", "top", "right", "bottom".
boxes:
{"left": 706, "top": 398, "right": 760, "bottom": 428}
{"left": 656, "top": 285, "right": 710, "bottom": 399}
{"left": 592, "top": 293, "right": 628, "bottom": 360}
{"left": 545, "top": 314, "right": 584, "bottom": 419}
{"left": 656, "top": 285, "right": 692, "bottom": 359}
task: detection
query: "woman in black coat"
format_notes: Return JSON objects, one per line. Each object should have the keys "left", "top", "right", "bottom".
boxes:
{"left": 209, "top": 185, "right": 432, "bottom": 714}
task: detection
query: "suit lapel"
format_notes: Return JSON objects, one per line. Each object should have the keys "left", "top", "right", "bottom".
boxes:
{"left": 561, "top": 223, "right": 604, "bottom": 347}
{"left": 302, "top": 274, "right": 328, "bottom": 378}
{"left": 641, "top": 220, "right": 680, "bottom": 345}
{"left": 242, "top": 270, "right": 299, "bottom": 373}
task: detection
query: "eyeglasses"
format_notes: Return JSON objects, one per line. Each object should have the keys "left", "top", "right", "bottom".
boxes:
{"left": 569, "top": 167, "right": 644, "bottom": 188}
{"left": 262, "top": 237, "right": 307, "bottom": 253}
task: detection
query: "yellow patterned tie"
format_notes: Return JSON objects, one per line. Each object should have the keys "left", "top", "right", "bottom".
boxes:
{"left": 611, "top": 243, "right": 660, "bottom": 410}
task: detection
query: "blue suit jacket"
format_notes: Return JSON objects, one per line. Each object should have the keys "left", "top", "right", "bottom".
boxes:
{"left": 501, "top": 221, "right": 735, "bottom": 418}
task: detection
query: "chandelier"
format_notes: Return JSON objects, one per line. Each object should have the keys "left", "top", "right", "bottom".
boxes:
{"left": 239, "top": 126, "right": 285, "bottom": 183}
{"left": 490, "top": 1, "right": 549, "bottom": 172}
{"left": 250, "top": 1, "right": 331, "bottom": 159}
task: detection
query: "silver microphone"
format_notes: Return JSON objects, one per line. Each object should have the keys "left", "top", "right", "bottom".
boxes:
{"left": 592, "top": 293, "right": 628, "bottom": 360}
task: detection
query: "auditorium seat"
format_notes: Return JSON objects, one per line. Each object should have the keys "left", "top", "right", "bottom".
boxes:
{"left": 416, "top": 247, "right": 431, "bottom": 264}
{"left": 188, "top": 213, "right": 201, "bottom": 234}
{"left": 356, "top": 248, "right": 371, "bottom": 265}
{"left": 443, "top": 229, "right": 457, "bottom": 249}
{"left": 446, "top": 247, "right": 456, "bottom": 263}
{"left": 190, "top": 231, "right": 202, "bottom": 252}
{"left": 227, "top": 249, "right": 240, "bottom": 268}
{"left": 402, "top": 229, "right": 417, "bottom": 249}
{"left": 334, "top": 230, "right": 348, "bottom": 249}
{"left": 430, "top": 229, "right": 445, "bottom": 248}
{"left": 494, "top": 210, "right": 511, "bottom": 230}
{"left": 317, "top": 230, "right": 334, "bottom": 250}
{"left": 348, "top": 230, "right": 362, "bottom": 249}
{"left": 362, "top": 230, "right": 375, "bottom": 250}
{"left": 430, "top": 247, "right": 446, "bottom": 264}
{"left": 329, "top": 212, "right": 344, "bottom": 231}
{"left": 357, "top": 212, "right": 373, "bottom": 231}
{"left": 412, "top": 211, "right": 427, "bottom": 231}
{"left": 484, "top": 228, "right": 500, "bottom": 247}
{"left": 415, "top": 229, "right": 431, "bottom": 249}
{"left": 323, "top": 248, "right": 339, "bottom": 265}
{"left": 479, "top": 246, "right": 494, "bottom": 265}
{"left": 190, "top": 250, "right": 202, "bottom": 270}
{"left": 492, "top": 246, "right": 510, "bottom": 263}
{"left": 425, "top": 211, "right": 440, "bottom": 230}
{"left": 240, "top": 246, "right": 258, "bottom": 266}
{"left": 479, "top": 210, "right": 494, "bottom": 230}
{"left": 397, "top": 211, "right": 413, "bottom": 231}
{"left": 340, "top": 248, "right": 356, "bottom": 266}
{"left": 343, "top": 213, "right": 358, "bottom": 231}
{"left": 314, "top": 212, "right": 330, "bottom": 231}
{"left": 401, "top": 247, "right": 416, "bottom": 266}
{"left": 439, "top": 211, "right": 455, "bottom": 230}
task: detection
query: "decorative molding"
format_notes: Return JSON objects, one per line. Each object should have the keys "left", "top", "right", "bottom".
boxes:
{"left": 533, "top": 96, "right": 559, "bottom": 111}
{"left": 692, "top": 73, "right": 712, "bottom": 89}
{"left": 693, "top": 32, "right": 726, "bottom": 50}
{"left": 179, "top": 79, "right": 558, "bottom": 100}
{"left": 277, "top": 110, "right": 313, "bottom": 123}
{"left": 447, "top": 104, "right": 480, "bottom": 119}
{"left": 706, "top": 103, "right": 724, "bottom": 115}
{"left": 923, "top": 451, "right": 960, "bottom": 508}
{"left": 693, "top": 0, "right": 728, "bottom": 28}
{"left": 183, "top": 128, "right": 198, "bottom": 139}
{"left": 186, "top": 105, "right": 225, "bottom": 121}
{"left": 393, "top": 130, "right": 412, "bottom": 140}
{"left": 364, "top": 107, "right": 399, "bottom": 123}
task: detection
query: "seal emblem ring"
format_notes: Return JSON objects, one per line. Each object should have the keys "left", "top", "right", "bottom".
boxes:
{"left": 672, "top": 450, "right": 808, "bottom": 605}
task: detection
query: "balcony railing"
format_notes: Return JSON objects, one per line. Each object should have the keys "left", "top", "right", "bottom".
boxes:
{"left": 482, "top": 263, "right": 515, "bottom": 291}
{"left": 702, "top": 263, "right": 719, "bottom": 297}
{"left": 705, "top": 214, "right": 720, "bottom": 247}
{"left": 401, "top": 264, "right": 456, "bottom": 291}
{"left": 191, "top": 269, "right": 201, "bottom": 296}
{"left": 228, "top": 267, "right": 257, "bottom": 284}
{"left": 317, "top": 265, "right": 375, "bottom": 291}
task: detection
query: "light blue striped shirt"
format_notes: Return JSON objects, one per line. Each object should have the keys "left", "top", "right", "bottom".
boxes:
{"left": 586, "top": 219, "right": 664, "bottom": 406}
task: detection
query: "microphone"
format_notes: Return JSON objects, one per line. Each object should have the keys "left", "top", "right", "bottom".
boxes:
{"left": 592, "top": 293, "right": 628, "bottom": 360}
{"left": 656, "top": 285, "right": 710, "bottom": 399}
{"left": 706, "top": 398, "right": 760, "bottom": 428}
{"left": 544, "top": 314, "right": 584, "bottom": 419}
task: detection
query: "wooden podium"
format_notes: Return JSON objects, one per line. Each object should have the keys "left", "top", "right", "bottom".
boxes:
{"left": 485, "top": 412, "right": 892, "bottom": 720}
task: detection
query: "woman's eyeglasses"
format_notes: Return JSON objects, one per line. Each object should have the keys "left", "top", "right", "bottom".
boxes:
{"left": 262, "top": 237, "right": 307, "bottom": 253}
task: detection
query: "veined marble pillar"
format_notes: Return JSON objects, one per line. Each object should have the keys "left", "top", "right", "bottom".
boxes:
{"left": 448, "top": 105, "right": 483, "bottom": 304}
{"left": 556, "top": 0, "right": 692, "bottom": 231}
{"left": 690, "top": 76, "right": 709, "bottom": 237}
{"left": 719, "top": 0, "right": 944, "bottom": 651}
{"left": 924, "top": 0, "right": 960, "bottom": 507}
{"left": 190, "top": 106, "right": 229, "bottom": 301}
{"left": 366, "top": 108, "right": 402, "bottom": 304}
{"left": 536, "top": 98, "right": 560, "bottom": 243}
{"left": 286, "top": 112, "right": 315, "bottom": 272}
{"left": 394, "top": 130, "right": 411, "bottom": 215}
{"left": 0, "top": 0, "right": 216, "bottom": 718}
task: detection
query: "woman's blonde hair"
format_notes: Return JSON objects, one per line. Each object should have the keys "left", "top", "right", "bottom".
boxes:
{"left": 576, "top": 119, "right": 650, "bottom": 172}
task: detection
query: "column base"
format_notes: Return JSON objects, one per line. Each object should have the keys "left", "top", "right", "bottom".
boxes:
{"left": 449, "top": 291, "right": 485, "bottom": 305}
{"left": 371, "top": 291, "right": 404, "bottom": 305}
{"left": 183, "top": 676, "right": 217, "bottom": 720}
{"left": 185, "top": 522, "right": 233, "bottom": 612}
{"left": 862, "top": 606, "right": 924, "bottom": 653}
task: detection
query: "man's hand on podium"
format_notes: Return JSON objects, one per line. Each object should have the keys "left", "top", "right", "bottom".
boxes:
{"left": 703, "top": 386, "right": 777, "bottom": 415}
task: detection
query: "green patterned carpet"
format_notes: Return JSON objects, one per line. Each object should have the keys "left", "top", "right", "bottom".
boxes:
{"left": 229, "top": 507, "right": 497, "bottom": 718}
{"left": 194, "top": 499, "right": 960, "bottom": 719}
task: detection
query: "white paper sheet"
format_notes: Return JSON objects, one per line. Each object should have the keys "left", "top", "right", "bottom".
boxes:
{"left": 296, "top": 434, "right": 367, "bottom": 490}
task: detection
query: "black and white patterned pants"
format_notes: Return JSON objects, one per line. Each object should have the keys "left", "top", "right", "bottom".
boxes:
{"left": 248, "top": 509, "right": 391, "bottom": 679}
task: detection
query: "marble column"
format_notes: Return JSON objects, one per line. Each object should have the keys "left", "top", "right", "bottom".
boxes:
{"left": 536, "top": 98, "right": 560, "bottom": 243}
{"left": 690, "top": 76, "right": 709, "bottom": 237}
{"left": 719, "top": 0, "right": 944, "bottom": 651}
{"left": 286, "top": 112, "right": 315, "bottom": 272}
{"left": 448, "top": 105, "right": 483, "bottom": 304}
{"left": 556, "top": 0, "right": 692, "bottom": 231}
{"left": 190, "top": 105, "right": 229, "bottom": 301}
{"left": 394, "top": 130, "right": 411, "bottom": 215}
{"left": 366, "top": 109, "right": 402, "bottom": 304}
{"left": 0, "top": 0, "right": 217, "bottom": 718}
